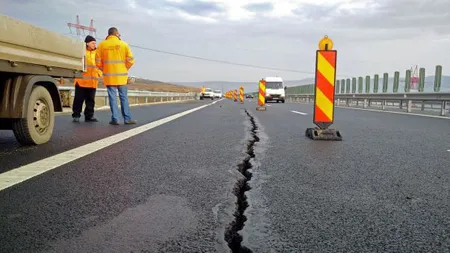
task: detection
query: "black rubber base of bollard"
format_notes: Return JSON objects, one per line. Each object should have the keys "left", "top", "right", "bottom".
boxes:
{"left": 305, "top": 127, "right": 343, "bottom": 141}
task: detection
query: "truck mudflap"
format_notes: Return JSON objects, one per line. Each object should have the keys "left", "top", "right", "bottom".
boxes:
{"left": 0, "top": 74, "right": 63, "bottom": 145}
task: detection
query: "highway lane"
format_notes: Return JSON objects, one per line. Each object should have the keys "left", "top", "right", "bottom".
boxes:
{"left": 1, "top": 98, "right": 449, "bottom": 252}
{"left": 0, "top": 99, "right": 251, "bottom": 252}
{"left": 0, "top": 100, "right": 211, "bottom": 174}
{"left": 241, "top": 102, "right": 450, "bottom": 252}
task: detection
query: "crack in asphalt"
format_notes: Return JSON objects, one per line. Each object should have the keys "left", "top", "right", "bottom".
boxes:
{"left": 224, "top": 109, "right": 259, "bottom": 253}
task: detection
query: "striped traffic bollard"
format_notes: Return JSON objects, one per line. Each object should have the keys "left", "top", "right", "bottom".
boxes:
{"left": 256, "top": 79, "right": 266, "bottom": 111}
{"left": 239, "top": 85, "right": 244, "bottom": 103}
{"left": 234, "top": 89, "right": 238, "bottom": 102}
{"left": 305, "top": 35, "right": 342, "bottom": 141}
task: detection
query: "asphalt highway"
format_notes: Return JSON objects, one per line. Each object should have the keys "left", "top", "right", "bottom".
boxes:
{"left": 0, "top": 99, "right": 449, "bottom": 252}
{"left": 243, "top": 100, "right": 450, "bottom": 252}
{"left": 0, "top": 101, "right": 211, "bottom": 173}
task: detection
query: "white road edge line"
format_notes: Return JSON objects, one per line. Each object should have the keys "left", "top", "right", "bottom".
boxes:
{"left": 336, "top": 106, "right": 450, "bottom": 120}
{"left": 0, "top": 99, "right": 223, "bottom": 192}
{"left": 291, "top": 110, "right": 308, "bottom": 115}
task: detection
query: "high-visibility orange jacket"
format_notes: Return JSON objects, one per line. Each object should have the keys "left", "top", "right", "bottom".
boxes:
{"left": 95, "top": 35, "right": 135, "bottom": 86}
{"left": 74, "top": 48, "right": 102, "bottom": 88}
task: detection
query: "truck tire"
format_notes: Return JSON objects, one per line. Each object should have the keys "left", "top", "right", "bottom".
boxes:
{"left": 12, "top": 85, "right": 55, "bottom": 145}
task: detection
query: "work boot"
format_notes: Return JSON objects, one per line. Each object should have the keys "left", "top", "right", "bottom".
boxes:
{"left": 109, "top": 121, "right": 119, "bottom": 125}
{"left": 73, "top": 117, "right": 80, "bottom": 123}
{"left": 124, "top": 120, "right": 137, "bottom": 125}
{"left": 85, "top": 117, "right": 98, "bottom": 122}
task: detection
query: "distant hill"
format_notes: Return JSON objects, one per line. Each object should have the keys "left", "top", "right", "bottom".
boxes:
{"left": 130, "top": 78, "right": 200, "bottom": 93}
{"left": 174, "top": 76, "right": 450, "bottom": 93}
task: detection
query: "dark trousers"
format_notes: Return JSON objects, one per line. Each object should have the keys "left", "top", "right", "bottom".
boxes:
{"left": 72, "top": 84, "right": 96, "bottom": 119}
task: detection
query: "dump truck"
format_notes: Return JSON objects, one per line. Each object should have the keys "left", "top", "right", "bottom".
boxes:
{"left": 0, "top": 14, "right": 85, "bottom": 145}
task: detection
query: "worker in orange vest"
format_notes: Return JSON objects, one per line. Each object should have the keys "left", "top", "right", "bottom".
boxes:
{"left": 95, "top": 27, "right": 136, "bottom": 125}
{"left": 72, "top": 35, "right": 102, "bottom": 122}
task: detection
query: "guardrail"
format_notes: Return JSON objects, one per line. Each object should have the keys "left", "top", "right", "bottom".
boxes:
{"left": 286, "top": 92, "right": 450, "bottom": 116}
{"left": 58, "top": 86, "right": 197, "bottom": 108}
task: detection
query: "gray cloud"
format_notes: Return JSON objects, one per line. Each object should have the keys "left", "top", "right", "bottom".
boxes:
{"left": 293, "top": 3, "right": 340, "bottom": 21}
{"left": 333, "top": 0, "right": 450, "bottom": 33}
{"left": 9, "top": 0, "right": 33, "bottom": 3}
{"left": 164, "top": 0, "right": 225, "bottom": 16}
{"left": 245, "top": 3, "right": 273, "bottom": 13}
{"left": 2, "top": 0, "right": 449, "bottom": 83}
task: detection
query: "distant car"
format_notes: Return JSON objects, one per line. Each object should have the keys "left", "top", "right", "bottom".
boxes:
{"left": 245, "top": 94, "right": 254, "bottom": 99}
{"left": 213, "top": 90, "right": 222, "bottom": 98}
{"left": 200, "top": 88, "right": 214, "bottom": 100}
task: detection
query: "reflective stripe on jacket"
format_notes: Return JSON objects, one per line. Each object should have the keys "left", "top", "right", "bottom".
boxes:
{"left": 75, "top": 49, "right": 102, "bottom": 88}
{"left": 95, "top": 36, "right": 135, "bottom": 86}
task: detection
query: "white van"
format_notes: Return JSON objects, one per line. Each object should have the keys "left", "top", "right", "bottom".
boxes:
{"left": 263, "top": 76, "right": 285, "bottom": 103}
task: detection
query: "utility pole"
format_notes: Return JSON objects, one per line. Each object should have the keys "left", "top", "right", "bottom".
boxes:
{"left": 67, "top": 15, "right": 97, "bottom": 40}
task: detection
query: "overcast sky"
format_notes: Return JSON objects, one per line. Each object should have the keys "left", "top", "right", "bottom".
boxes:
{"left": 2, "top": 0, "right": 450, "bottom": 83}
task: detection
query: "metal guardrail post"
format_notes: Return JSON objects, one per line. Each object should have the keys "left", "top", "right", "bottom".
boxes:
{"left": 435, "top": 65, "right": 442, "bottom": 92}
{"left": 441, "top": 102, "right": 447, "bottom": 116}
{"left": 407, "top": 100, "right": 412, "bottom": 112}
{"left": 419, "top": 68, "right": 425, "bottom": 92}
{"left": 393, "top": 71, "right": 400, "bottom": 93}
{"left": 382, "top": 73, "right": 388, "bottom": 93}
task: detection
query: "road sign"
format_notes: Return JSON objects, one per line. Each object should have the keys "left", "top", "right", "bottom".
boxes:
{"left": 313, "top": 50, "right": 337, "bottom": 129}
{"left": 306, "top": 36, "right": 342, "bottom": 141}
{"left": 239, "top": 86, "right": 244, "bottom": 103}
{"left": 256, "top": 79, "right": 266, "bottom": 111}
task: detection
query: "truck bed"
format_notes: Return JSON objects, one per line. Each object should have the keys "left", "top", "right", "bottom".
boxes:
{"left": 0, "top": 14, "right": 85, "bottom": 78}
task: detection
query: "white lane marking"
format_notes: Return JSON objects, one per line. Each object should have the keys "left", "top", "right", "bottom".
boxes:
{"left": 291, "top": 110, "right": 308, "bottom": 115}
{"left": 0, "top": 100, "right": 222, "bottom": 192}
{"left": 336, "top": 106, "right": 450, "bottom": 120}
{"left": 266, "top": 104, "right": 271, "bottom": 107}
{"left": 447, "top": 150, "right": 450, "bottom": 152}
